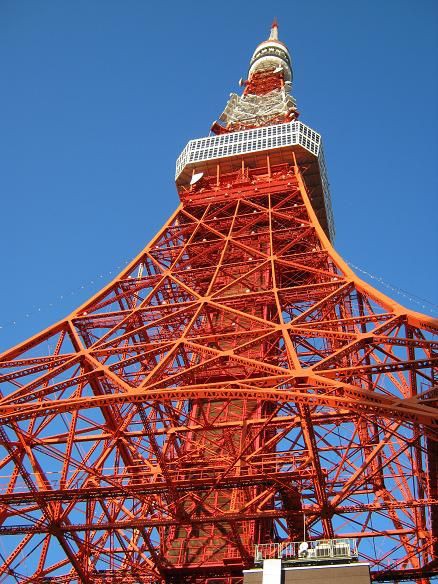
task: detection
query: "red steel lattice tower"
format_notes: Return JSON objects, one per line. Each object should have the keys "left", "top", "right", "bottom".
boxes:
{"left": 0, "top": 22, "right": 437, "bottom": 584}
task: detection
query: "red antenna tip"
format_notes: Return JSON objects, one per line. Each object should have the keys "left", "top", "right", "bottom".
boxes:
{"left": 269, "top": 18, "right": 279, "bottom": 40}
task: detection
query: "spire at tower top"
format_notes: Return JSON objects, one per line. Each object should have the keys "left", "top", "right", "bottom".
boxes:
{"left": 248, "top": 19, "right": 292, "bottom": 83}
{"left": 269, "top": 18, "right": 279, "bottom": 40}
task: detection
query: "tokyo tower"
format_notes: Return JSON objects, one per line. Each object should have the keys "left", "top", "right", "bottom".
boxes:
{"left": 0, "top": 21, "right": 437, "bottom": 584}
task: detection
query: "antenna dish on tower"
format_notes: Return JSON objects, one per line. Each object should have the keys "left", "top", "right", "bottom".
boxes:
{"left": 190, "top": 172, "right": 204, "bottom": 185}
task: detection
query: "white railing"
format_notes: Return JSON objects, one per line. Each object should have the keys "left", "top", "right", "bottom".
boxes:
{"left": 175, "top": 121, "right": 321, "bottom": 179}
{"left": 254, "top": 538, "right": 358, "bottom": 563}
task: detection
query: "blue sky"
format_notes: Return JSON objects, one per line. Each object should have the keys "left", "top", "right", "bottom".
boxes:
{"left": 0, "top": 0, "right": 437, "bottom": 349}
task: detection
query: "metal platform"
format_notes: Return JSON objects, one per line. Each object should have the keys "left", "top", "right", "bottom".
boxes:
{"left": 254, "top": 538, "right": 359, "bottom": 565}
{"left": 175, "top": 120, "right": 335, "bottom": 240}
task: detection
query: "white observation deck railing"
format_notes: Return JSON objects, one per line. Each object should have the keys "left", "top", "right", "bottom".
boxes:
{"left": 254, "top": 538, "right": 358, "bottom": 564}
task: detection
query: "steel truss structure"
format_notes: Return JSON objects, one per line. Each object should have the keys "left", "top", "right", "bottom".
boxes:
{"left": 0, "top": 22, "right": 437, "bottom": 584}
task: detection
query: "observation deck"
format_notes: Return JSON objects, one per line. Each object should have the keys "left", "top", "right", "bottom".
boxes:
{"left": 175, "top": 121, "right": 335, "bottom": 240}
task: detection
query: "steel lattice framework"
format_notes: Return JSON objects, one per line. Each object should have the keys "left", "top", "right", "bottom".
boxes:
{"left": 0, "top": 22, "right": 437, "bottom": 584}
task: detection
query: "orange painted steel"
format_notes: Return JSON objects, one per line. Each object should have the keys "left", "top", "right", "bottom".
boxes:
{"left": 0, "top": 26, "right": 437, "bottom": 584}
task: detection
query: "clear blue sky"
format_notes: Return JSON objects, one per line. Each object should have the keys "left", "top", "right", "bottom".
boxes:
{"left": 1, "top": 0, "right": 437, "bottom": 349}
